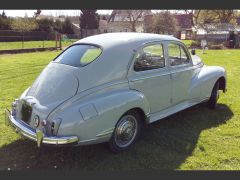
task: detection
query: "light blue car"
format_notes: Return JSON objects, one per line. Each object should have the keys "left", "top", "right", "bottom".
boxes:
{"left": 5, "top": 33, "right": 226, "bottom": 152}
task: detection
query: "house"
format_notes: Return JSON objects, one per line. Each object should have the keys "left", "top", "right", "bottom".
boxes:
{"left": 194, "top": 23, "right": 239, "bottom": 48}
{"left": 173, "top": 13, "right": 193, "bottom": 40}
{"left": 107, "top": 10, "right": 153, "bottom": 33}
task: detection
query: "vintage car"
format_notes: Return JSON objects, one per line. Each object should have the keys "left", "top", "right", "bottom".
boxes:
{"left": 5, "top": 33, "right": 226, "bottom": 152}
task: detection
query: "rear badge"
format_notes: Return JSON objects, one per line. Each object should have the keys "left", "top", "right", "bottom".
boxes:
{"left": 33, "top": 115, "right": 40, "bottom": 127}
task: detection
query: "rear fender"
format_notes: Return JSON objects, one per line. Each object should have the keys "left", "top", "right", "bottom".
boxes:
{"left": 55, "top": 89, "right": 150, "bottom": 142}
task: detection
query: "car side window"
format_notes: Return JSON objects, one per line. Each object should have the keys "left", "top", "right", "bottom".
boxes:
{"left": 168, "top": 43, "right": 190, "bottom": 66}
{"left": 134, "top": 44, "right": 165, "bottom": 71}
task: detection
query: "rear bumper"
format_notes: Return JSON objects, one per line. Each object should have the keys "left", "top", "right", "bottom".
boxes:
{"left": 5, "top": 108, "right": 79, "bottom": 147}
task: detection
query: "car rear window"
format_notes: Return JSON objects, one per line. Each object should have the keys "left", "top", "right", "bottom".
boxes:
{"left": 54, "top": 44, "right": 102, "bottom": 67}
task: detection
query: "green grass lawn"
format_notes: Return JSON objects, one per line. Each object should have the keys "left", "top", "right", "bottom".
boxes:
{"left": 0, "top": 49, "right": 239, "bottom": 170}
{"left": 0, "top": 40, "right": 77, "bottom": 50}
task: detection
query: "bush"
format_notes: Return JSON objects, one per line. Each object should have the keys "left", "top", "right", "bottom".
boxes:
{"left": 190, "top": 40, "right": 201, "bottom": 48}
{"left": 208, "top": 43, "right": 226, "bottom": 50}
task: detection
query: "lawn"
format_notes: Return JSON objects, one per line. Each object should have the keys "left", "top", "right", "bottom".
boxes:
{"left": 0, "top": 49, "right": 239, "bottom": 170}
{"left": 0, "top": 40, "right": 77, "bottom": 50}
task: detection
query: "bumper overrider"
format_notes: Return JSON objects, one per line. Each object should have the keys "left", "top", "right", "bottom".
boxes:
{"left": 5, "top": 108, "right": 79, "bottom": 147}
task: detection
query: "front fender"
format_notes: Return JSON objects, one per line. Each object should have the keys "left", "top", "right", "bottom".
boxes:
{"left": 52, "top": 89, "right": 150, "bottom": 144}
{"left": 198, "top": 65, "right": 226, "bottom": 99}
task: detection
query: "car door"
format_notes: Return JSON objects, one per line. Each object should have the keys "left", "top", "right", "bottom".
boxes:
{"left": 128, "top": 42, "right": 172, "bottom": 114}
{"left": 167, "top": 41, "right": 193, "bottom": 105}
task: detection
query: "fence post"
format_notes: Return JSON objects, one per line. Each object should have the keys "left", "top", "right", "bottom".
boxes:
{"left": 22, "top": 31, "right": 24, "bottom": 49}
{"left": 59, "top": 34, "right": 62, "bottom": 50}
{"left": 55, "top": 32, "right": 58, "bottom": 49}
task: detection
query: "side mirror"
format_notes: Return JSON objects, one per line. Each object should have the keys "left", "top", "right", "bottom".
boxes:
{"left": 191, "top": 49, "right": 196, "bottom": 55}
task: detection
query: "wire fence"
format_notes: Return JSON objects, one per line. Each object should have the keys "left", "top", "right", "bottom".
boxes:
{"left": 0, "top": 30, "right": 79, "bottom": 51}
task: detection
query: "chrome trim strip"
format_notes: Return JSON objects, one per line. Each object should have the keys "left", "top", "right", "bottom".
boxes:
{"left": 5, "top": 108, "right": 79, "bottom": 147}
{"left": 96, "top": 127, "right": 114, "bottom": 137}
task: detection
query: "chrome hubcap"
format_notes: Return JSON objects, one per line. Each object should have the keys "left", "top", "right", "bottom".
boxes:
{"left": 114, "top": 115, "right": 137, "bottom": 148}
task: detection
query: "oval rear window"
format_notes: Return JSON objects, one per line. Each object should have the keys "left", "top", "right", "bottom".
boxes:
{"left": 54, "top": 44, "right": 102, "bottom": 67}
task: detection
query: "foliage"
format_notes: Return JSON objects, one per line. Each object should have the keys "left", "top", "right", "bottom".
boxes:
{"left": 190, "top": 40, "right": 201, "bottom": 48}
{"left": 198, "top": 10, "right": 237, "bottom": 24}
{"left": 62, "top": 18, "right": 74, "bottom": 34}
{"left": 10, "top": 18, "right": 38, "bottom": 32}
{"left": 79, "top": 10, "right": 99, "bottom": 29}
{"left": 125, "top": 10, "right": 145, "bottom": 32}
{"left": 0, "top": 11, "right": 11, "bottom": 30}
{"left": 54, "top": 19, "right": 63, "bottom": 33}
{"left": 1, "top": 11, "right": 7, "bottom": 19}
{"left": 34, "top": 10, "right": 41, "bottom": 18}
{"left": 0, "top": 17, "right": 11, "bottom": 30}
{"left": 36, "top": 18, "right": 54, "bottom": 33}
{"left": 152, "top": 11, "right": 178, "bottom": 35}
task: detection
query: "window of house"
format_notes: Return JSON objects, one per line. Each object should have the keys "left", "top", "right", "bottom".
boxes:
{"left": 134, "top": 44, "right": 165, "bottom": 71}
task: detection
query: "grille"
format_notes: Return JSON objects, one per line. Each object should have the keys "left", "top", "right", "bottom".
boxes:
{"left": 21, "top": 103, "right": 32, "bottom": 123}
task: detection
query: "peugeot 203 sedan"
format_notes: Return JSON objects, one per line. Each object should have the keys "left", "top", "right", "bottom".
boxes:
{"left": 5, "top": 33, "right": 226, "bottom": 152}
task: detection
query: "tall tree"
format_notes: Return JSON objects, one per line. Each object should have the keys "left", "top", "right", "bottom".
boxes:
{"left": 125, "top": 10, "right": 145, "bottom": 32}
{"left": 195, "top": 10, "right": 237, "bottom": 24}
{"left": 0, "top": 10, "right": 10, "bottom": 30}
{"left": 1, "top": 10, "right": 7, "bottom": 19}
{"left": 62, "top": 18, "right": 74, "bottom": 34}
{"left": 36, "top": 18, "right": 54, "bottom": 33}
{"left": 34, "top": 9, "right": 42, "bottom": 18}
{"left": 152, "top": 11, "right": 177, "bottom": 35}
{"left": 79, "top": 10, "right": 99, "bottom": 29}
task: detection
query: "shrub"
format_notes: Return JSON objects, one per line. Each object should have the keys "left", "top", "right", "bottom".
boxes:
{"left": 190, "top": 40, "right": 201, "bottom": 48}
{"left": 208, "top": 43, "right": 226, "bottom": 50}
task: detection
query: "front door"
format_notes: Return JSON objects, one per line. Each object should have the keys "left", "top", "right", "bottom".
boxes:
{"left": 128, "top": 42, "right": 172, "bottom": 114}
{"left": 166, "top": 42, "right": 193, "bottom": 105}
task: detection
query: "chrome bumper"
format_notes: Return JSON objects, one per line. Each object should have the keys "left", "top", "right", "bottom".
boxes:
{"left": 5, "top": 108, "right": 79, "bottom": 147}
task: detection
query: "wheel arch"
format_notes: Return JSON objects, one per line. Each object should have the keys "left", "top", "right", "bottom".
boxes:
{"left": 218, "top": 76, "right": 226, "bottom": 93}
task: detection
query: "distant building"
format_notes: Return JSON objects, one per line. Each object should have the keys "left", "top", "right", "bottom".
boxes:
{"left": 173, "top": 13, "right": 193, "bottom": 40}
{"left": 107, "top": 10, "right": 153, "bottom": 33}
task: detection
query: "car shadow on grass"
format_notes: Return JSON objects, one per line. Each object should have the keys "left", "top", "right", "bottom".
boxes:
{"left": 0, "top": 103, "right": 233, "bottom": 170}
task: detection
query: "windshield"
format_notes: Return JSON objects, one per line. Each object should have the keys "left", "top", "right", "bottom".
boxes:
{"left": 54, "top": 44, "right": 102, "bottom": 67}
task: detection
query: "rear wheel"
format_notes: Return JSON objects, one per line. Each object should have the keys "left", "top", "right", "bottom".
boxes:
{"left": 208, "top": 81, "right": 220, "bottom": 109}
{"left": 108, "top": 110, "right": 143, "bottom": 153}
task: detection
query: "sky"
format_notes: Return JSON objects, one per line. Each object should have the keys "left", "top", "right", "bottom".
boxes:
{"left": 0, "top": 10, "right": 180, "bottom": 17}
{"left": 0, "top": 10, "right": 113, "bottom": 17}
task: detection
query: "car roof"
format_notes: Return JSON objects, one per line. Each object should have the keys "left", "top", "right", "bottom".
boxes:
{"left": 74, "top": 32, "right": 180, "bottom": 49}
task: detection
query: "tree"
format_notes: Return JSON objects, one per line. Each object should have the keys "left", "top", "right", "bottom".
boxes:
{"left": 1, "top": 10, "right": 7, "bottom": 19}
{"left": 10, "top": 17, "right": 38, "bottom": 32}
{"left": 36, "top": 18, "right": 54, "bottom": 33}
{"left": 0, "top": 11, "right": 10, "bottom": 30}
{"left": 0, "top": 17, "right": 10, "bottom": 30}
{"left": 54, "top": 19, "right": 63, "bottom": 33}
{"left": 62, "top": 18, "right": 74, "bottom": 34}
{"left": 152, "top": 11, "right": 177, "bottom": 35}
{"left": 79, "top": 10, "right": 99, "bottom": 29}
{"left": 10, "top": 17, "right": 38, "bottom": 48}
{"left": 194, "top": 10, "right": 237, "bottom": 24}
{"left": 34, "top": 9, "right": 41, "bottom": 18}
{"left": 125, "top": 10, "right": 145, "bottom": 32}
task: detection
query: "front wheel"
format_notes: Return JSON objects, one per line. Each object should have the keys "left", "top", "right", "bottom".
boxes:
{"left": 208, "top": 81, "right": 220, "bottom": 109}
{"left": 108, "top": 110, "right": 143, "bottom": 153}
